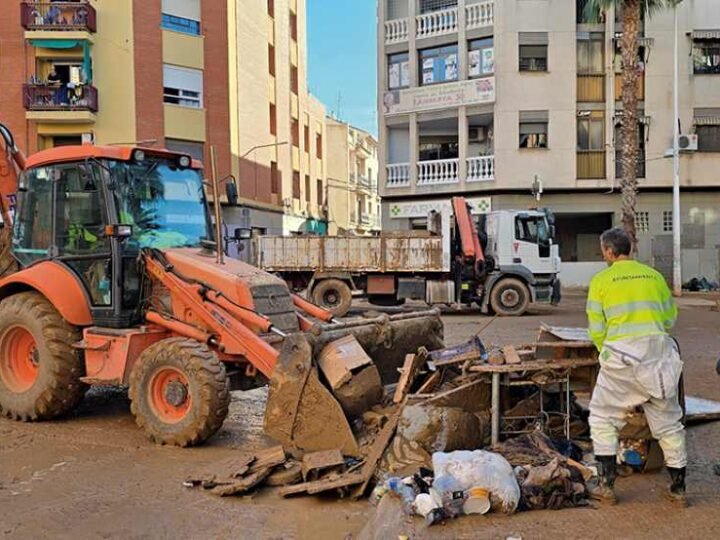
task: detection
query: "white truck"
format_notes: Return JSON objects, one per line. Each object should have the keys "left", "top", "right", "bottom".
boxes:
{"left": 247, "top": 197, "right": 561, "bottom": 317}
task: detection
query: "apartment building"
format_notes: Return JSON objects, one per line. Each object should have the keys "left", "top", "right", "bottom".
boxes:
{"left": 0, "top": 0, "right": 228, "bottom": 164}
{"left": 0, "top": 0, "right": 326, "bottom": 240}
{"left": 378, "top": 0, "right": 720, "bottom": 285}
{"left": 326, "top": 118, "right": 382, "bottom": 235}
{"left": 225, "top": 0, "right": 328, "bottom": 237}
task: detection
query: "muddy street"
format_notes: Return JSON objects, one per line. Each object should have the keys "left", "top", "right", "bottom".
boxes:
{"left": 1, "top": 292, "right": 720, "bottom": 539}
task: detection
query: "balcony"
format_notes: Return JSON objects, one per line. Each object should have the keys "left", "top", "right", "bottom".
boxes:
{"left": 384, "top": 0, "right": 494, "bottom": 45}
{"left": 387, "top": 163, "right": 410, "bottom": 188}
{"left": 21, "top": 2, "right": 97, "bottom": 33}
{"left": 467, "top": 155, "right": 494, "bottom": 182}
{"left": 386, "top": 156, "right": 494, "bottom": 189}
{"left": 357, "top": 174, "right": 372, "bottom": 190}
{"left": 23, "top": 83, "right": 98, "bottom": 113}
{"left": 416, "top": 7, "right": 458, "bottom": 39}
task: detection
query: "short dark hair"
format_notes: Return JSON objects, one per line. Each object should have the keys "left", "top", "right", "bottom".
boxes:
{"left": 600, "top": 228, "right": 632, "bottom": 257}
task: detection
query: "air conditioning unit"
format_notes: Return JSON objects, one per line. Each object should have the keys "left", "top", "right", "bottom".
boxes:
{"left": 679, "top": 133, "right": 698, "bottom": 152}
{"left": 469, "top": 127, "right": 487, "bottom": 142}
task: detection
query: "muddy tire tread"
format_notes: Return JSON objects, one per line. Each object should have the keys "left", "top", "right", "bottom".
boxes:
{"left": 129, "top": 337, "right": 230, "bottom": 447}
{"left": 0, "top": 292, "right": 85, "bottom": 421}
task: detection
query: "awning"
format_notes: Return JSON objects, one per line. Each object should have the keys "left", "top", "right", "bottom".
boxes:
{"left": 29, "top": 39, "right": 92, "bottom": 83}
{"left": 692, "top": 30, "right": 720, "bottom": 40}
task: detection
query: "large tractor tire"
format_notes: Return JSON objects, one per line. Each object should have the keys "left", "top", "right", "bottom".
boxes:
{"left": 129, "top": 337, "right": 230, "bottom": 447}
{"left": 0, "top": 292, "right": 86, "bottom": 421}
{"left": 489, "top": 278, "right": 531, "bottom": 317}
{"left": 311, "top": 279, "right": 353, "bottom": 317}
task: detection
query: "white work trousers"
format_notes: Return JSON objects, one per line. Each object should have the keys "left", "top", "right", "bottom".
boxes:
{"left": 589, "top": 334, "right": 687, "bottom": 468}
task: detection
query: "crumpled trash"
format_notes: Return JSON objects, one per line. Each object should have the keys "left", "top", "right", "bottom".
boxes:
{"left": 514, "top": 458, "right": 588, "bottom": 511}
{"left": 432, "top": 450, "right": 520, "bottom": 514}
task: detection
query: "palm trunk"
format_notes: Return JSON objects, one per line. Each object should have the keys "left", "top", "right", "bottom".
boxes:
{"left": 620, "top": 0, "right": 641, "bottom": 251}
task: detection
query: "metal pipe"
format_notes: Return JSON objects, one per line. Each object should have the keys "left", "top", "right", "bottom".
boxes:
{"left": 291, "top": 293, "right": 334, "bottom": 323}
{"left": 210, "top": 146, "right": 224, "bottom": 266}
{"left": 146, "top": 311, "right": 212, "bottom": 344}
{"left": 672, "top": 3, "right": 682, "bottom": 296}
{"left": 491, "top": 372, "right": 500, "bottom": 446}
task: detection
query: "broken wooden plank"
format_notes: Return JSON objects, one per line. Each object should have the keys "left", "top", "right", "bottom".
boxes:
{"left": 211, "top": 468, "right": 273, "bottom": 497}
{"left": 247, "top": 445, "right": 287, "bottom": 474}
{"left": 423, "top": 377, "right": 487, "bottom": 407}
{"left": 469, "top": 357, "right": 598, "bottom": 374}
{"left": 352, "top": 403, "right": 404, "bottom": 499}
{"left": 393, "top": 350, "right": 427, "bottom": 404}
{"left": 278, "top": 472, "right": 365, "bottom": 497}
{"left": 503, "top": 345, "right": 522, "bottom": 365}
{"left": 301, "top": 449, "right": 345, "bottom": 481}
{"left": 414, "top": 371, "right": 441, "bottom": 395}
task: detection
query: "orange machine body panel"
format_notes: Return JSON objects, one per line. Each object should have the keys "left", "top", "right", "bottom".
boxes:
{"left": 163, "top": 248, "right": 287, "bottom": 327}
{"left": 24, "top": 144, "right": 203, "bottom": 170}
{"left": 81, "top": 326, "right": 170, "bottom": 385}
{"left": 0, "top": 261, "right": 93, "bottom": 326}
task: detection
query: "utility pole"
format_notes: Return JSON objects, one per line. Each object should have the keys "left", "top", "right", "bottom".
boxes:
{"left": 672, "top": 3, "right": 682, "bottom": 296}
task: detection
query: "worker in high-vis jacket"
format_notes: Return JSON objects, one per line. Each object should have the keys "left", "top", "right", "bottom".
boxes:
{"left": 586, "top": 228, "right": 687, "bottom": 506}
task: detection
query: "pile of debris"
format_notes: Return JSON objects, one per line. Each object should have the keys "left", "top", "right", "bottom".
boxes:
{"left": 186, "top": 324, "right": 603, "bottom": 512}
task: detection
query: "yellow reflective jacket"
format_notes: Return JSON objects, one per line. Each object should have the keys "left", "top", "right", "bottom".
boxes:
{"left": 586, "top": 259, "right": 677, "bottom": 351}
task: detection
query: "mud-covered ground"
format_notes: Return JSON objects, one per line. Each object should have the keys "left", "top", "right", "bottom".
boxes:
{"left": 1, "top": 292, "right": 719, "bottom": 539}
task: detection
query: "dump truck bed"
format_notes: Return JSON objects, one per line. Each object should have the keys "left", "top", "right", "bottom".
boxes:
{"left": 257, "top": 235, "right": 446, "bottom": 273}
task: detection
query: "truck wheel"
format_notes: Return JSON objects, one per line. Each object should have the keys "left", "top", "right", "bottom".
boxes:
{"left": 311, "top": 279, "right": 353, "bottom": 317}
{"left": 0, "top": 292, "right": 86, "bottom": 421}
{"left": 129, "top": 337, "right": 230, "bottom": 447}
{"left": 490, "top": 278, "right": 530, "bottom": 317}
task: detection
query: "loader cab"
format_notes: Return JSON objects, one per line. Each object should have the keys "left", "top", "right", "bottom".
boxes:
{"left": 13, "top": 146, "right": 210, "bottom": 327}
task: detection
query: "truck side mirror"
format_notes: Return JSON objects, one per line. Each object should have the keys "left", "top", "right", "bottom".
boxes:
{"left": 234, "top": 227, "right": 252, "bottom": 241}
{"left": 225, "top": 181, "right": 238, "bottom": 206}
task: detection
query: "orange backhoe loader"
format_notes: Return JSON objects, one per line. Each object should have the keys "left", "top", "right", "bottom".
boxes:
{"left": 0, "top": 123, "right": 443, "bottom": 449}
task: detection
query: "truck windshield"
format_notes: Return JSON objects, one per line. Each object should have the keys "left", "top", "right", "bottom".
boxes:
{"left": 110, "top": 159, "right": 209, "bottom": 249}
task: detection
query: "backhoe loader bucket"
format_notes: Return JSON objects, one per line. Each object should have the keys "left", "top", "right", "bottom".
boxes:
{"left": 264, "top": 310, "right": 443, "bottom": 456}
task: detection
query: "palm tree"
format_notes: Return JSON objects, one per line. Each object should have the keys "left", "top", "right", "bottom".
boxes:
{"left": 585, "top": 0, "right": 679, "bottom": 248}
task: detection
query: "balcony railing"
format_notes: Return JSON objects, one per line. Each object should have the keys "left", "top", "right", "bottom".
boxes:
{"left": 386, "top": 163, "right": 411, "bottom": 188}
{"left": 385, "top": 1, "right": 494, "bottom": 44}
{"left": 416, "top": 7, "right": 458, "bottom": 39}
{"left": 21, "top": 2, "right": 97, "bottom": 32}
{"left": 23, "top": 84, "right": 98, "bottom": 113}
{"left": 418, "top": 158, "right": 459, "bottom": 185}
{"left": 577, "top": 150, "right": 606, "bottom": 179}
{"left": 357, "top": 175, "right": 371, "bottom": 189}
{"left": 467, "top": 155, "right": 494, "bottom": 182}
{"left": 384, "top": 18, "right": 409, "bottom": 44}
{"left": 466, "top": 1, "right": 494, "bottom": 30}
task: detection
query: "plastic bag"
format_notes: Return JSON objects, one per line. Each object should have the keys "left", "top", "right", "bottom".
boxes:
{"left": 432, "top": 450, "right": 520, "bottom": 514}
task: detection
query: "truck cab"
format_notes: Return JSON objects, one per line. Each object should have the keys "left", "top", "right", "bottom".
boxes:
{"left": 482, "top": 209, "right": 561, "bottom": 313}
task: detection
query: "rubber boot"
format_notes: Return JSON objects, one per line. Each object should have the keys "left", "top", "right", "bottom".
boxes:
{"left": 665, "top": 467, "right": 688, "bottom": 507}
{"left": 588, "top": 455, "right": 618, "bottom": 505}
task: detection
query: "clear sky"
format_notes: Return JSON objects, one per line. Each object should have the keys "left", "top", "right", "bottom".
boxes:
{"left": 307, "top": 0, "right": 378, "bottom": 135}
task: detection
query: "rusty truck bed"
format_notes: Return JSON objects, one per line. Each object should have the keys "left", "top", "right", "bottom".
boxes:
{"left": 256, "top": 235, "right": 445, "bottom": 273}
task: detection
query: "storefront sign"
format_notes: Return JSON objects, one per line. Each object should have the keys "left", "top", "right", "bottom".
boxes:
{"left": 383, "top": 77, "right": 495, "bottom": 116}
{"left": 389, "top": 197, "right": 492, "bottom": 219}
